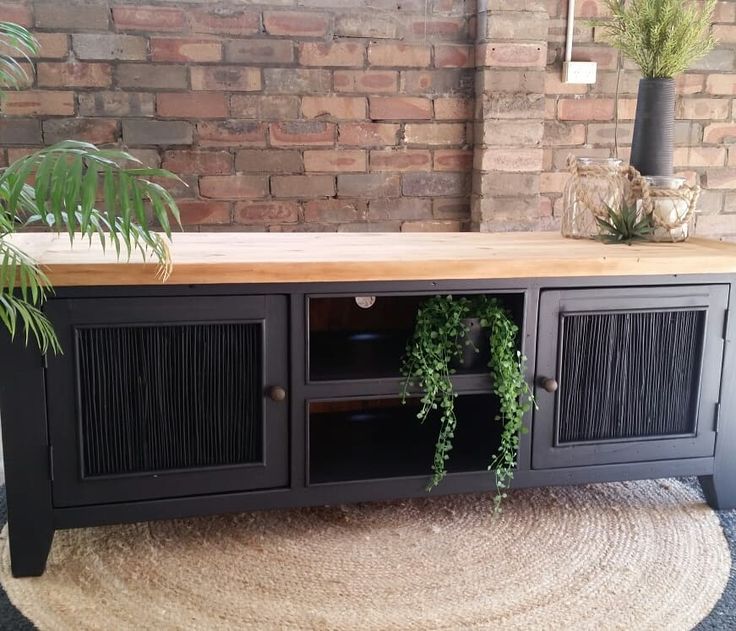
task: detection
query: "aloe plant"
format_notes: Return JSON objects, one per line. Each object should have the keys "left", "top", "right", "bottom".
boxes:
{"left": 1, "top": 22, "right": 181, "bottom": 353}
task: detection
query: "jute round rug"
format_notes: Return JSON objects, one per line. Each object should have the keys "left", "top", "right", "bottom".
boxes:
{"left": 0, "top": 479, "right": 730, "bottom": 631}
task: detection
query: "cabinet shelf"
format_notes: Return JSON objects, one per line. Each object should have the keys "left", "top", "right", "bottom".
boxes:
{"left": 308, "top": 394, "right": 502, "bottom": 485}
{"left": 308, "top": 293, "right": 524, "bottom": 383}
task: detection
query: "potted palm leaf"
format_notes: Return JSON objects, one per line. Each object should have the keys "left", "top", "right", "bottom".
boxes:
{"left": 1, "top": 22, "right": 180, "bottom": 353}
{"left": 594, "top": 0, "right": 717, "bottom": 176}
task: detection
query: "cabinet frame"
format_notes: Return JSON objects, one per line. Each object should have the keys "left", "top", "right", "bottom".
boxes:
{"left": 2, "top": 274, "right": 735, "bottom": 579}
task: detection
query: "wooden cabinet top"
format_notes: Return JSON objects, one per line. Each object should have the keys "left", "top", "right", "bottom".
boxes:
{"left": 10, "top": 231, "right": 736, "bottom": 286}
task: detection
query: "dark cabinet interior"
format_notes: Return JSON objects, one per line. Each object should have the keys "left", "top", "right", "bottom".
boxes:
{"left": 308, "top": 293, "right": 525, "bottom": 382}
{"left": 308, "top": 394, "right": 501, "bottom": 484}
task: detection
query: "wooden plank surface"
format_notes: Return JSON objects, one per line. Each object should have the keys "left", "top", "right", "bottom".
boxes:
{"left": 8, "top": 232, "right": 736, "bottom": 286}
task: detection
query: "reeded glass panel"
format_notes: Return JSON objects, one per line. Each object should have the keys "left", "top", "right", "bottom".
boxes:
{"left": 76, "top": 323, "right": 263, "bottom": 477}
{"left": 558, "top": 310, "right": 704, "bottom": 443}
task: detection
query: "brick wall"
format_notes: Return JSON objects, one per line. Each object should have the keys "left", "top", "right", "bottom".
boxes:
{"left": 0, "top": 0, "right": 734, "bottom": 237}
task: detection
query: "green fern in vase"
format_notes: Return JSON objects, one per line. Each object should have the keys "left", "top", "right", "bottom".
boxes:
{"left": 596, "top": 203, "right": 652, "bottom": 245}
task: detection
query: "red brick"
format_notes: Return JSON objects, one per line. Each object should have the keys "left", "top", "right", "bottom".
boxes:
{"left": 114, "top": 6, "right": 187, "bottom": 32}
{"left": 676, "top": 98, "right": 730, "bottom": 120}
{"left": 334, "top": 70, "right": 398, "bottom": 94}
{"left": 20, "top": 33, "right": 68, "bottom": 60}
{"left": 78, "top": 92, "right": 156, "bottom": 117}
{"left": 235, "top": 201, "right": 300, "bottom": 224}
{"left": 338, "top": 173, "right": 400, "bottom": 197}
{"left": 264, "top": 11, "right": 329, "bottom": 37}
{"left": 235, "top": 150, "right": 303, "bottom": 174}
{"left": 407, "top": 18, "right": 466, "bottom": 40}
{"left": 304, "top": 150, "right": 367, "bottom": 172}
{"left": 189, "top": 8, "right": 260, "bottom": 35}
{"left": 271, "top": 175, "right": 335, "bottom": 198}
{"left": 163, "top": 150, "right": 233, "bottom": 175}
{"left": 151, "top": 38, "right": 223, "bottom": 63}
{"left": 404, "top": 123, "right": 466, "bottom": 145}
{"left": 270, "top": 121, "right": 336, "bottom": 146}
{"left": 434, "top": 97, "right": 473, "bottom": 120}
{"left": 369, "top": 198, "right": 432, "bottom": 221}
{"left": 200, "top": 175, "right": 268, "bottom": 200}
{"left": 43, "top": 119, "right": 119, "bottom": 145}
{"left": 197, "top": 121, "right": 267, "bottom": 147}
{"left": 73, "top": 34, "right": 147, "bottom": 61}
{"left": 335, "top": 12, "right": 401, "bottom": 39}
{"left": 0, "top": 2, "right": 32, "bottom": 26}
{"left": 434, "top": 149, "right": 473, "bottom": 171}
{"left": 177, "top": 200, "right": 231, "bottom": 225}
{"left": 158, "top": 93, "right": 228, "bottom": 119}
{"left": 37, "top": 62, "right": 111, "bottom": 88}
{"left": 191, "top": 66, "right": 261, "bottom": 92}
{"left": 263, "top": 69, "right": 332, "bottom": 93}
{"left": 706, "top": 74, "right": 736, "bottom": 95}
{"left": 370, "top": 149, "right": 431, "bottom": 172}
{"left": 35, "top": 3, "right": 109, "bottom": 30}
{"left": 300, "top": 42, "right": 365, "bottom": 67}
{"left": 225, "top": 40, "right": 294, "bottom": 64}
{"left": 675, "top": 74, "right": 705, "bottom": 95}
{"left": 369, "top": 97, "right": 433, "bottom": 120}
{"left": 402, "top": 172, "right": 469, "bottom": 196}
{"left": 478, "top": 43, "right": 547, "bottom": 68}
{"left": 231, "top": 96, "right": 300, "bottom": 120}
{"left": 557, "top": 98, "right": 615, "bottom": 121}
{"left": 304, "top": 199, "right": 361, "bottom": 223}
{"left": 402, "top": 220, "right": 463, "bottom": 232}
{"left": 479, "top": 148, "right": 543, "bottom": 172}
{"left": 117, "top": 63, "right": 188, "bottom": 90}
{"left": 368, "top": 43, "right": 431, "bottom": 68}
{"left": 706, "top": 169, "right": 736, "bottom": 189}
{"left": 434, "top": 44, "right": 474, "bottom": 68}
{"left": 673, "top": 147, "right": 726, "bottom": 167}
{"left": 704, "top": 123, "right": 736, "bottom": 144}
{"left": 302, "top": 96, "right": 366, "bottom": 120}
{"left": 339, "top": 122, "right": 400, "bottom": 146}
{"left": 0, "top": 91, "right": 75, "bottom": 116}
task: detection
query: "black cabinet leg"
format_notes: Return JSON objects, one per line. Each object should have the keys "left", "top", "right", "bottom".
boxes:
{"left": 7, "top": 523, "right": 54, "bottom": 578}
{"left": 700, "top": 474, "right": 736, "bottom": 511}
{"left": 0, "top": 335, "right": 55, "bottom": 578}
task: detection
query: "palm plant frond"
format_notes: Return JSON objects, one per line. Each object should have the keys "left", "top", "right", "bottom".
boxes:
{"left": 0, "top": 21, "right": 38, "bottom": 90}
{"left": 0, "top": 23, "right": 182, "bottom": 354}
{"left": 1, "top": 141, "right": 182, "bottom": 271}
{"left": 594, "top": 0, "right": 717, "bottom": 78}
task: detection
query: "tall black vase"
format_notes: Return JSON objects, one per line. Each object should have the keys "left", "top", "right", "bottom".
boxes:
{"left": 630, "top": 78, "right": 675, "bottom": 177}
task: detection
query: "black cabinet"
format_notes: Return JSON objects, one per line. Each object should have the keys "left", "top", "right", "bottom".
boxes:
{"left": 45, "top": 295, "right": 289, "bottom": 507}
{"left": 533, "top": 285, "right": 728, "bottom": 469}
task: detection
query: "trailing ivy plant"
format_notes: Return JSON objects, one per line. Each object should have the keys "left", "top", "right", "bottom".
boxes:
{"left": 400, "top": 295, "right": 535, "bottom": 511}
{"left": 0, "top": 22, "right": 181, "bottom": 353}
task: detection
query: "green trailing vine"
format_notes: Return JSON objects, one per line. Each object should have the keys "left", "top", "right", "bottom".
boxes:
{"left": 400, "top": 295, "right": 534, "bottom": 511}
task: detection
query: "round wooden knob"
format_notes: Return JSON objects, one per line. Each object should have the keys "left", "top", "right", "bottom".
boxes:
{"left": 268, "top": 386, "right": 287, "bottom": 402}
{"left": 541, "top": 378, "right": 558, "bottom": 393}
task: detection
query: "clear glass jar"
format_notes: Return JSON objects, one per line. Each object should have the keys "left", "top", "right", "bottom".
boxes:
{"left": 561, "top": 158, "right": 626, "bottom": 239}
{"left": 640, "top": 176, "right": 694, "bottom": 243}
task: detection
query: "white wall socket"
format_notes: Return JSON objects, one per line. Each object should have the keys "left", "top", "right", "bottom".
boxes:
{"left": 562, "top": 61, "right": 598, "bottom": 84}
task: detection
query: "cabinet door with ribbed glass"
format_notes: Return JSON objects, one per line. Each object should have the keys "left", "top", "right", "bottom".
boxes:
{"left": 533, "top": 285, "right": 727, "bottom": 469}
{"left": 46, "top": 295, "right": 288, "bottom": 507}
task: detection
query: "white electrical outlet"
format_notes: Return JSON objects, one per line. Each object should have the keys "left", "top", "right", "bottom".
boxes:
{"left": 562, "top": 61, "right": 598, "bottom": 84}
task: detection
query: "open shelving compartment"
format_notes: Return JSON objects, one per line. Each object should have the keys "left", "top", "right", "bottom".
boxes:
{"left": 306, "top": 291, "right": 526, "bottom": 485}
{"left": 307, "top": 292, "right": 526, "bottom": 382}
{"left": 308, "top": 394, "right": 503, "bottom": 485}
